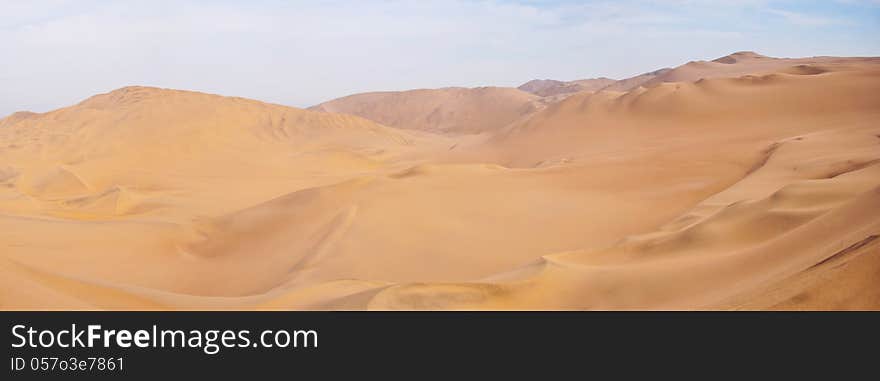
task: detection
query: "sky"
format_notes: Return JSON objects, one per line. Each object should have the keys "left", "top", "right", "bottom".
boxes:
{"left": 2, "top": 0, "right": 879, "bottom": 116}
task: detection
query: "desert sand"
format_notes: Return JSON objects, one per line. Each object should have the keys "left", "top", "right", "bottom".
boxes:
{"left": 1, "top": 52, "right": 878, "bottom": 310}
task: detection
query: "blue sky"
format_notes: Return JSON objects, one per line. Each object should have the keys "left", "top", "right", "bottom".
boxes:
{"left": 2, "top": 0, "right": 879, "bottom": 116}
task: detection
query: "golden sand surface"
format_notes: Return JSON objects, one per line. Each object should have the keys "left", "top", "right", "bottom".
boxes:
{"left": 2, "top": 52, "right": 878, "bottom": 310}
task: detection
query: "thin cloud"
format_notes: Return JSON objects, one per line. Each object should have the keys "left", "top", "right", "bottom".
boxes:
{"left": 766, "top": 9, "right": 844, "bottom": 26}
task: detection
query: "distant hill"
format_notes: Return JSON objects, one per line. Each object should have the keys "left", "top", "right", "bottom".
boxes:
{"left": 517, "top": 77, "right": 616, "bottom": 97}
{"left": 310, "top": 87, "right": 541, "bottom": 134}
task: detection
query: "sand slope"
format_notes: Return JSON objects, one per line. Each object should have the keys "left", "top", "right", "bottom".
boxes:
{"left": 1, "top": 54, "right": 879, "bottom": 310}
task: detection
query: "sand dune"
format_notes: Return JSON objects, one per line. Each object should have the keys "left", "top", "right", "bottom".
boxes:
{"left": 636, "top": 51, "right": 880, "bottom": 88}
{"left": 1, "top": 53, "right": 879, "bottom": 310}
